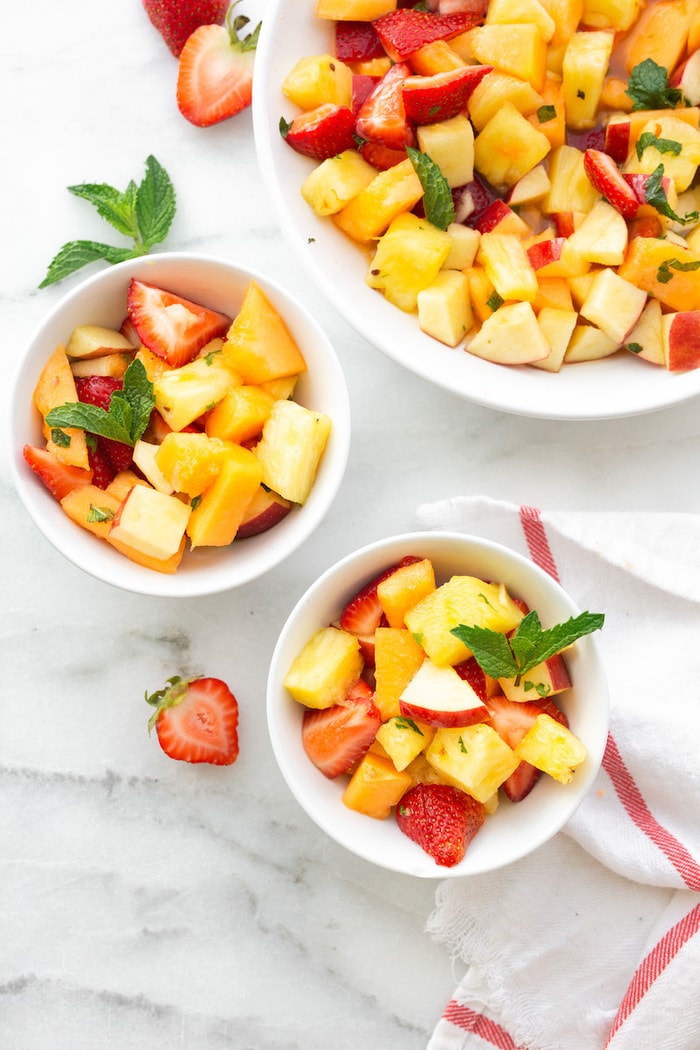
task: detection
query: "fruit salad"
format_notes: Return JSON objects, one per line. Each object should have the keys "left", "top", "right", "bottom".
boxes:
{"left": 283, "top": 555, "right": 604, "bottom": 868}
{"left": 23, "top": 279, "right": 331, "bottom": 574}
{"left": 279, "top": 0, "right": 700, "bottom": 371}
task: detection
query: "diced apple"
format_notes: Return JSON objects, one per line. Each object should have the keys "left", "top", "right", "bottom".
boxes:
{"left": 578, "top": 267, "right": 647, "bottom": 343}
{"left": 284, "top": 626, "right": 364, "bottom": 709}
{"left": 70, "top": 352, "right": 134, "bottom": 379}
{"left": 515, "top": 712, "right": 587, "bottom": 784}
{"left": 236, "top": 486, "right": 293, "bottom": 539}
{"left": 531, "top": 306, "right": 578, "bottom": 372}
{"left": 442, "top": 223, "right": 481, "bottom": 270}
{"left": 467, "top": 301, "right": 551, "bottom": 365}
{"left": 662, "top": 310, "right": 700, "bottom": 371}
{"left": 254, "top": 399, "right": 331, "bottom": 505}
{"left": 417, "top": 269, "right": 473, "bottom": 346}
{"left": 564, "top": 324, "right": 620, "bottom": 362}
{"left": 65, "top": 324, "right": 135, "bottom": 359}
{"left": 566, "top": 199, "right": 628, "bottom": 266}
{"left": 505, "top": 163, "right": 551, "bottom": 206}
{"left": 426, "top": 724, "right": 520, "bottom": 803}
{"left": 474, "top": 200, "right": 532, "bottom": 236}
{"left": 624, "top": 298, "right": 665, "bottom": 366}
{"left": 499, "top": 653, "right": 572, "bottom": 702}
{"left": 604, "top": 114, "right": 631, "bottom": 163}
{"left": 109, "top": 484, "right": 191, "bottom": 561}
{"left": 672, "top": 49, "right": 700, "bottom": 106}
{"left": 399, "top": 658, "right": 490, "bottom": 727}
{"left": 132, "top": 439, "right": 174, "bottom": 494}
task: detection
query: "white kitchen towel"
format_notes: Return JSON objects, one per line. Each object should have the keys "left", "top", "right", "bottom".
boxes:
{"left": 417, "top": 497, "right": 700, "bottom": 1050}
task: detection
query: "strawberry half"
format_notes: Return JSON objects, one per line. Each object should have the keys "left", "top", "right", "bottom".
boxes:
{"left": 339, "top": 556, "right": 421, "bottom": 635}
{"left": 397, "top": 783, "right": 485, "bottom": 867}
{"left": 335, "top": 20, "right": 386, "bottom": 62}
{"left": 583, "top": 148, "right": 640, "bottom": 219}
{"left": 301, "top": 687, "right": 382, "bottom": 779}
{"left": 147, "top": 675, "right": 240, "bottom": 765}
{"left": 127, "top": 279, "right": 231, "bottom": 368}
{"left": 142, "top": 0, "right": 229, "bottom": 57}
{"left": 355, "top": 62, "right": 416, "bottom": 150}
{"left": 402, "top": 65, "right": 492, "bottom": 125}
{"left": 280, "top": 103, "right": 358, "bottom": 160}
{"left": 453, "top": 655, "right": 488, "bottom": 702}
{"left": 23, "top": 445, "right": 93, "bottom": 501}
{"left": 176, "top": 3, "right": 260, "bottom": 127}
{"left": 373, "top": 8, "right": 482, "bottom": 62}
{"left": 75, "top": 375, "right": 133, "bottom": 475}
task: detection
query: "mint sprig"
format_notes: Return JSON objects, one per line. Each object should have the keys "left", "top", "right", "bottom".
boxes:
{"left": 406, "top": 146, "right": 455, "bottom": 230}
{"left": 40, "top": 155, "right": 176, "bottom": 287}
{"left": 45, "top": 359, "right": 155, "bottom": 447}
{"left": 645, "top": 164, "right": 700, "bottom": 225}
{"left": 625, "top": 58, "right": 684, "bottom": 112}
{"left": 451, "top": 609, "right": 604, "bottom": 684}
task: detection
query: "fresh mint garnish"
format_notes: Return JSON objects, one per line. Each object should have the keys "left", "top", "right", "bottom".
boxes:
{"left": 626, "top": 58, "right": 684, "bottom": 112}
{"left": 45, "top": 359, "right": 155, "bottom": 447}
{"left": 636, "top": 131, "right": 682, "bottom": 160}
{"left": 645, "top": 164, "right": 700, "bottom": 225}
{"left": 657, "top": 256, "right": 700, "bottom": 283}
{"left": 406, "top": 146, "right": 455, "bottom": 230}
{"left": 40, "top": 155, "right": 176, "bottom": 287}
{"left": 451, "top": 609, "right": 604, "bottom": 685}
{"left": 537, "top": 104, "right": 556, "bottom": 123}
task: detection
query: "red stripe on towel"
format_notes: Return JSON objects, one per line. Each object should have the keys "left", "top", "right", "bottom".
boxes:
{"left": 602, "top": 734, "right": 700, "bottom": 891}
{"left": 443, "top": 1002, "right": 526, "bottom": 1049}
{"left": 519, "top": 505, "right": 560, "bottom": 582}
{"left": 604, "top": 902, "right": 700, "bottom": 1045}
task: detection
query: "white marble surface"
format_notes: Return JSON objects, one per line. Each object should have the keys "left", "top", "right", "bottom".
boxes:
{"left": 3, "top": 2, "right": 700, "bottom": 1047}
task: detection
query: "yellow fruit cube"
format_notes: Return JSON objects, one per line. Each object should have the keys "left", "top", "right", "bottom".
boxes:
{"left": 366, "top": 212, "right": 453, "bottom": 313}
{"left": 301, "top": 150, "right": 378, "bottom": 217}
{"left": 376, "top": 558, "right": 436, "bottom": 628}
{"left": 284, "top": 626, "right": 364, "bottom": 709}
{"left": 374, "top": 627, "right": 426, "bottom": 720}
{"left": 153, "top": 354, "right": 240, "bottom": 433}
{"left": 515, "top": 713, "right": 587, "bottom": 783}
{"left": 487, "top": 0, "right": 556, "bottom": 37}
{"left": 408, "top": 40, "right": 466, "bottom": 75}
{"left": 564, "top": 324, "right": 619, "bottom": 362}
{"left": 223, "top": 281, "right": 307, "bottom": 384}
{"left": 579, "top": 267, "right": 647, "bottom": 344}
{"left": 131, "top": 440, "right": 174, "bottom": 494}
{"left": 205, "top": 384, "right": 275, "bottom": 444}
{"left": 426, "top": 725, "right": 520, "bottom": 803}
{"left": 468, "top": 301, "right": 551, "bottom": 365}
{"left": 623, "top": 115, "right": 700, "bottom": 194}
{"left": 154, "top": 432, "right": 229, "bottom": 497}
{"left": 33, "top": 344, "right": 90, "bottom": 470}
{"left": 561, "top": 30, "right": 614, "bottom": 132}
{"left": 416, "top": 114, "right": 474, "bottom": 188}
{"left": 316, "top": 0, "right": 396, "bottom": 18}
{"left": 282, "top": 53, "right": 353, "bottom": 110}
{"left": 375, "top": 717, "right": 436, "bottom": 772}
{"left": 477, "top": 233, "right": 539, "bottom": 302}
{"left": 467, "top": 72, "right": 544, "bottom": 133}
{"left": 473, "top": 102, "right": 551, "bottom": 193}
{"left": 582, "top": 0, "right": 642, "bottom": 30}
{"left": 417, "top": 270, "right": 473, "bottom": 347}
{"left": 342, "top": 751, "right": 413, "bottom": 820}
{"left": 254, "top": 399, "right": 331, "bottom": 505}
{"left": 110, "top": 484, "right": 191, "bottom": 561}
{"left": 404, "top": 575, "right": 524, "bottom": 666}
{"left": 542, "top": 144, "right": 599, "bottom": 214}
{"left": 443, "top": 224, "right": 481, "bottom": 270}
{"left": 526, "top": 75, "right": 566, "bottom": 149}
{"left": 470, "top": 23, "right": 547, "bottom": 91}
{"left": 333, "top": 158, "right": 424, "bottom": 244}
{"left": 186, "top": 444, "right": 262, "bottom": 547}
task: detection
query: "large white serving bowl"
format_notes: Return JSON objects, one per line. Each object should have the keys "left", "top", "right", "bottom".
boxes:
{"left": 252, "top": 0, "right": 700, "bottom": 420}
{"left": 267, "top": 531, "right": 609, "bottom": 878}
{"left": 10, "top": 252, "right": 351, "bottom": 597}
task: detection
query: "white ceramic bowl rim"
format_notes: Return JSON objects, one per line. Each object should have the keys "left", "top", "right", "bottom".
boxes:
{"left": 267, "top": 530, "right": 609, "bottom": 877}
{"left": 10, "top": 252, "right": 351, "bottom": 597}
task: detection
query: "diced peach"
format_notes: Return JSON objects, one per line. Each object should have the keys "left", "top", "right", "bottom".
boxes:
{"left": 33, "top": 344, "right": 90, "bottom": 470}
{"left": 377, "top": 558, "right": 436, "bottom": 628}
{"left": 617, "top": 238, "right": 700, "bottom": 312}
{"left": 60, "top": 485, "right": 121, "bottom": 540}
{"left": 333, "top": 158, "right": 424, "bottom": 243}
{"left": 374, "top": 627, "right": 426, "bottom": 721}
{"left": 205, "top": 385, "right": 275, "bottom": 443}
{"left": 155, "top": 432, "right": 229, "bottom": 497}
{"left": 222, "top": 282, "right": 307, "bottom": 384}
{"left": 407, "top": 40, "right": 466, "bottom": 75}
{"left": 526, "top": 75, "right": 566, "bottom": 149}
{"left": 624, "top": 0, "right": 690, "bottom": 75}
{"left": 315, "top": 0, "right": 397, "bottom": 19}
{"left": 342, "top": 751, "right": 413, "bottom": 819}
{"left": 186, "top": 445, "right": 263, "bottom": 547}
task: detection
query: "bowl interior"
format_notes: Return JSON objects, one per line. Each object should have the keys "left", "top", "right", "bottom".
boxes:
{"left": 10, "top": 253, "right": 350, "bottom": 597}
{"left": 252, "top": 0, "right": 700, "bottom": 420}
{"left": 267, "top": 531, "right": 609, "bottom": 877}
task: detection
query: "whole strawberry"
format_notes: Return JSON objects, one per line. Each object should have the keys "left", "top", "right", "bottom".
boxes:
{"left": 397, "top": 783, "right": 485, "bottom": 867}
{"left": 142, "top": 0, "right": 230, "bottom": 57}
{"left": 146, "top": 675, "right": 240, "bottom": 766}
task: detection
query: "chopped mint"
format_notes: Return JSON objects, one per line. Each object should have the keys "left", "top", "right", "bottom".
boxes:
{"left": 636, "top": 131, "right": 682, "bottom": 161}
{"left": 645, "top": 165, "right": 700, "bottom": 225}
{"left": 406, "top": 146, "right": 455, "bottom": 230}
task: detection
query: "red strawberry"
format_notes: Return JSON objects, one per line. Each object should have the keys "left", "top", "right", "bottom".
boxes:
{"left": 339, "top": 556, "right": 421, "bottom": 636}
{"left": 142, "top": 0, "right": 229, "bottom": 57}
{"left": 402, "top": 65, "right": 492, "bottom": 125}
{"left": 147, "top": 675, "right": 240, "bottom": 765}
{"left": 75, "top": 374, "right": 123, "bottom": 410}
{"left": 176, "top": 4, "right": 260, "bottom": 127}
{"left": 355, "top": 62, "right": 416, "bottom": 150}
{"left": 397, "top": 783, "right": 485, "bottom": 867}
{"left": 351, "top": 74, "right": 381, "bottom": 116}
{"left": 358, "top": 140, "right": 407, "bottom": 170}
{"left": 453, "top": 177, "right": 493, "bottom": 225}
{"left": 301, "top": 688, "right": 382, "bottom": 779}
{"left": 75, "top": 375, "right": 134, "bottom": 475}
{"left": 22, "top": 445, "right": 93, "bottom": 501}
{"left": 127, "top": 279, "right": 231, "bottom": 368}
{"left": 486, "top": 693, "right": 568, "bottom": 802}
{"left": 583, "top": 148, "right": 640, "bottom": 219}
{"left": 335, "top": 20, "right": 386, "bottom": 62}
{"left": 373, "top": 9, "right": 482, "bottom": 62}
{"left": 280, "top": 103, "right": 358, "bottom": 160}
{"left": 453, "top": 656, "right": 487, "bottom": 702}
{"left": 87, "top": 442, "right": 116, "bottom": 490}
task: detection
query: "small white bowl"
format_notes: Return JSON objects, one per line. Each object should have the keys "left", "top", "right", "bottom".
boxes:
{"left": 267, "top": 531, "right": 609, "bottom": 878}
{"left": 252, "top": 0, "right": 700, "bottom": 420}
{"left": 10, "top": 253, "right": 351, "bottom": 597}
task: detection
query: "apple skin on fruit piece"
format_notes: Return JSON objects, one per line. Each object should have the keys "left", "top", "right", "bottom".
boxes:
{"left": 399, "top": 658, "right": 490, "bottom": 728}
{"left": 127, "top": 279, "right": 231, "bottom": 367}
{"left": 236, "top": 487, "right": 293, "bottom": 538}
{"left": 281, "top": 103, "right": 358, "bottom": 160}
{"left": 373, "top": 8, "right": 482, "bottom": 63}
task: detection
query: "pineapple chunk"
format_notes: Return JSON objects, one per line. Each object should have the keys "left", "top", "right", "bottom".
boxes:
{"left": 374, "top": 627, "right": 427, "bottom": 721}
{"left": 342, "top": 751, "right": 413, "bottom": 820}
{"left": 515, "top": 713, "right": 587, "bottom": 783}
{"left": 477, "top": 233, "right": 539, "bottom": 302}
{"left": 486, "top": 0, "right": 556, "bottom": 40}
{"left": 417, "top": 270, "right": 473, "bottom": 347}
{"left": 377, "top": 557, "right": 436, "bottom": 629}
{"left": 223, "top": 281, "right": 307, "bottom": 384}
{"left": 473, "top": 102, "right": 551, "bottom": 192}
{"left": 416, "top": 114, "right": 474, "bottom": 188}
{"left": 470, "top": 23, "right": 547, "bottom": 91}
{"left": 153, "top": 354, "right": 240, "bottom": 433}
{"left": 366, "top": 212, "right": 453, "bottom": 313}
{"left": 582, "top": 0, "right": 642, "bottom": 30}
{"left": 284, "top": 626, "right": 364, "bottom": 709}
{"left": 542, "top": 144, "right": 599, "bottom": 214}
{"left": 467, "top": 301, "right": 551, "bottom": 365}
{"left": 623, "top": 115, "right": 700, "bottom": 193}
{"left": 254, "top": 399, "right": 331, "bottom": 505}
{"left": 468, "top": 71, "right": 544, "bottom": 132}
{"left": 404, "top": 575, "right": 524, "bottom": 667}
{"left": 110, "top": 485, "right": 191, "bottom": 561}
{"left": 375, "top": 717, "right": 436, "bottom": 772}
{"left": 301, "top": 150, "right": 377, "bottom": 216}
{"left": 561, "top": 30, "right": 614, "bottom": 132}
{"left": 186, "top": 445, "right": 263, "bottom": 547}
{"left": 282, "top": 53, "right": 353, "bottom": 110}
{"left": 334, "top": 158, "right": 424, "bottom": 244}
{"left": 426, "top": 725, "right": 520, "bottom": 803}
{"left": 315, "top": 0, "right": 397, "bottom": 18}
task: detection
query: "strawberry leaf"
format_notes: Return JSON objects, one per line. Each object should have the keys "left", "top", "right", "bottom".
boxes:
{"left": 407, "top": 146, "right": 455, "bottom": 230}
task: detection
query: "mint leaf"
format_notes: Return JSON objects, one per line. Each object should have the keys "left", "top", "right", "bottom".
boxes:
{"left": 406, "top": 146, "right": 455, "bottom": 230}
{"left": 626, "top": 342, "right": 644, "bottom": 354}
{"left": 40, "top": 156, "right": 176, "bottom": 287}
{"left": 452, "top": 609, "right": 604, "bottom": 682}
{"left": 657, "top": 256, "right": 700, "bottom": 283}
{"left": 626, "top": 58, "right": 684, "bottom": 111}
{"left": 537, "top": 104, "right": 556, "bottom": 123}
{"left": 45, "top": 359, "right": 154, "bottom": 446}
{"left": 645, "top": 164, "right": 700, "bottom": 224}
{"left": 636, "top": 131, "right": 682, "bottom": 161}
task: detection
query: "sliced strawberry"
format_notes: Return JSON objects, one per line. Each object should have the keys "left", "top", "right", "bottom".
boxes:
{"left": 87, "top": 442, "right": 117, "bottom": 490}
{"left": 583, "top": 148, "right": 640, "bottom": 219}
{"left": 501, "top": 761, "right": 541, "bottom": 803}
{"left": 453, "top": 656, "right": 487, "bottom": 702}
{"left": 373, "top": 8, "right": 482, "bottom": 62}
{"left": 142, "top": 0, "right": 229, "bottom": 57}
{"left": 339, "top": 555, "right": 421, "bottom": 636}
{"left": 22, "top": 445, "right": 93, "bottom": 501}
{"left": 358, "top": 140, "right": 408, "bottom": 170}
{"left": 74, "top": 375, "right": 134, "bottom": 475}
{"left": 176, "top": 6, "right": 260, "bottom": 127}
{"left": 352, "top": 74, "right": 381, "bottom": 116}
{"left": 280, "top": 103, "right": 358, "bottom": 160}
{"left": 335, "top": 19, "right": 386, "bottom": 62}
{"left": 486, "top": 693, "right": 568, "bottom": 802}
{"left": 147, "top": 675, "right": 240, "bottom": 765}
{"left": 397, "top": 783, "right": 485, "bottom": 867}
{"left": 453, "top": 177, "right": 494, "bottom": 225}
{"left": 402, "top": 65, "right": 492, "bottom": 125}
{"left": 355, "top": 62, "right": 415, "bottom": 150}
{"left": 127, "top": 279, "right": 231, "bottom": 368}
{"left": 75, "top": 374, "right": 123, "bottom": 410}
{"left": 301, "top": 689, "right": 382, "bottom": 779}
